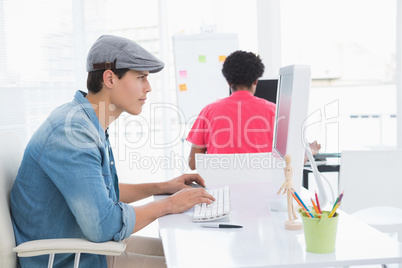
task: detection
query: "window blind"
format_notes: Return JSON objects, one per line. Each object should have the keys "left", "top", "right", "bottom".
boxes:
{"left": 0, "top": 0, "right": 81, "bottom": 144}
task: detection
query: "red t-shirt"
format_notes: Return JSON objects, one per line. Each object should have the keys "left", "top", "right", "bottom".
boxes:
{"left": 187, "top": 90, "right": 276, "bottom": 154}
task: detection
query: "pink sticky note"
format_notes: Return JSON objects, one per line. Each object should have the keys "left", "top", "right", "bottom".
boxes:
{"left": 179, "top": 70, "right": 187, "bottom": 78}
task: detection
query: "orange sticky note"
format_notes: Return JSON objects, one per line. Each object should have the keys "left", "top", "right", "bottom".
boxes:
{"left": 179, "top": 84, "right": 187, "bottom": 92}
{"left": 219, "top": 55, "right": 226, "bottom": 62}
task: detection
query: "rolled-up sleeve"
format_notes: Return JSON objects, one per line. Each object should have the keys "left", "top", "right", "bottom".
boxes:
{"left": 115, "top": 203, "right": 135, "bottom": 241}
{"left": 39, "top": 122, "right": 135, "bottom": 242}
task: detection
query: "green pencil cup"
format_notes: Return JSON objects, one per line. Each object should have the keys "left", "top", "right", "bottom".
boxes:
{"left": 301, "top": 211, "right": 339, "bottom": 254}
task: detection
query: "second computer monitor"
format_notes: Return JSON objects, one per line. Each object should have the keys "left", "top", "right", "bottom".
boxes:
{"left": 272, "top": 65, "right": 311, "bottom": 193}
{"left": 254, "top": 79, "right": 278, "bottom": 104}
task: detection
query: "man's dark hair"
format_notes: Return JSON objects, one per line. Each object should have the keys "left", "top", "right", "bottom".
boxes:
{"left": 221, "top": 50, "right": 264, "bottom": 91}
{"left": 87, "top": 68, "right": 130, "bottom": 93}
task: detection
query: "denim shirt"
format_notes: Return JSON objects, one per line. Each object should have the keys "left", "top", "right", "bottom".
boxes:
{"left": 11, "top": 91, "right": 135, "bottom": 268}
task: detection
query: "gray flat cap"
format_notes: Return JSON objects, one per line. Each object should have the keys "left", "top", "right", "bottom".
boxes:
{"left": 86, "top": 35, "right": 164, "bottom": 73}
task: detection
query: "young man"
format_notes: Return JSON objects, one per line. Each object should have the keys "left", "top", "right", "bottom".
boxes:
{"left": 186, "top": 50, "right": 276, "bottom": 170}
{"left": 11, "top": 35, "right": 214, "bottom": 268}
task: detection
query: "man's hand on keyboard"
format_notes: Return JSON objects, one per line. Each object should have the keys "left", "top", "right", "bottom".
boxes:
{"left": 193, "top": 186, "right": 231, "bottom": 222}
{"left": 166, "top": 188, "right": 215, "bottom": 214}
{"left": 160, "top": 173, "right": 207, "bottom": 194}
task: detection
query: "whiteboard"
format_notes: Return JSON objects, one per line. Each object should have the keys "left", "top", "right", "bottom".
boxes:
{"left": 173, "top": 33, "right": 238, "bottom": 122}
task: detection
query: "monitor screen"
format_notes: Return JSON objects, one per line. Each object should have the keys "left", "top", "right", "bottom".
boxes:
{"left": 228, "top": 79, "right": 277, "bottom": 104}
{"left": 271, "top": 65, "right": 310, "bottom": 193}
{"left": 254, "top": 79, "right": 278, "bottom": 103}
{"left": 273, "top": 74, "right": 293, "bottom": 159}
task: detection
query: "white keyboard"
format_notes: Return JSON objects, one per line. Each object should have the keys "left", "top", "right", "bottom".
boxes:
{"left": 193, "top": 186, "right": 230, "bottom": 222}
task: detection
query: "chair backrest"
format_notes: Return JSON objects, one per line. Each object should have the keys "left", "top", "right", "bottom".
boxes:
{"left": 339, "top": 150, "right": 402, "bottom": 214}
{"left": 0, "top": 132, "right": 24, "bottom": 268}
{"left": 195, "top": 153, "right": 284, "bottom": 186}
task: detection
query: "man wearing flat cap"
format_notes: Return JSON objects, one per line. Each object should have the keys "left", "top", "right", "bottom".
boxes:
{"left": 11, "top": 35, "right": 214, "bottom": 268}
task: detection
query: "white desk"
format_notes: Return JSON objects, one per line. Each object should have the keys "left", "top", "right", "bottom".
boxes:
{"left": 157, "top": 181, "right": 402, "bottom": 268}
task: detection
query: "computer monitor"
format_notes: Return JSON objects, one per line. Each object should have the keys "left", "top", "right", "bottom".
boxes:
{"left": 254, "top": 79, "right": 278, "bottom": 103}
{"left": 272, "top": 65, "right": 311, "bottom": 194}
{"left": 228, "top": 79, "right": 278, "bottom": 104}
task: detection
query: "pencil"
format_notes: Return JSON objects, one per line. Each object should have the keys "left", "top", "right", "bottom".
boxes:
{"left": 291, "top": 192, "right": 313, "bottom": 218}
{"left": 315, "top": 191, "right": 322, "bottom": 214}
{"left": 338, "top": 191, "right": 344, "bottom": 204}
{"left": 329, "top": 202, "right": 340, "bottom": 218}
{"left": 331, "top": 196, "right": 339, "bottom": 211}
{"left": 310, "top": 198, "right": 320, "bottom": 214}
{"left": 292, "top": 190, "right": 309, "bottom": 211}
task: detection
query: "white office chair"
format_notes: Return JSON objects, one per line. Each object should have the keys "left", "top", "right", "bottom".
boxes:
{"left": 0, "top": 132, "right": 126, "bottom": 268}
{"left": 339, "top": 150, "right": 402, "bottom": 242}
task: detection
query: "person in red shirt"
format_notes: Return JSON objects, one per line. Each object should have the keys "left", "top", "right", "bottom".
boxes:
{"left": 187, "top": 50, "right": 276, "bottom": 170}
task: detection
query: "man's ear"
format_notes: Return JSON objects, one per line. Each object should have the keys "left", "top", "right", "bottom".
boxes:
{"left": 103, "top": 70, "right": 115, "bottom": 88}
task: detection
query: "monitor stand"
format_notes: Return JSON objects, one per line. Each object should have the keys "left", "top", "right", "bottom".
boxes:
{"left": 304, "top": 141, "right": 328, "bottom": 208}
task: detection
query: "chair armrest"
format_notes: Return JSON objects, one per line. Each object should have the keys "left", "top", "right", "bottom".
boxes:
{"left": 13, "top": 238, "right": 126, "bottom": 257}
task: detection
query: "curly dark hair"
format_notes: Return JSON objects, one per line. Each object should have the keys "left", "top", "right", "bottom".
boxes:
{"left": 221, "top": 50, "right": 264, "bottom": 91}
